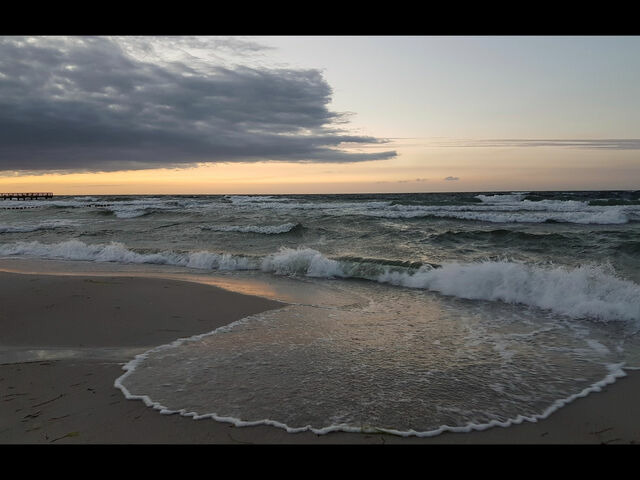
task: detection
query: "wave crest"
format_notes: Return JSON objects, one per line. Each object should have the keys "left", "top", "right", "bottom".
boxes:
{"left": 202, "top": 223, "right": 301, "bottom": 234}
{"left": 1, "top": 240, "right": 638, "bottom": 323}
{"left": 377, "top": 261, "right": 640, "bottom": 323}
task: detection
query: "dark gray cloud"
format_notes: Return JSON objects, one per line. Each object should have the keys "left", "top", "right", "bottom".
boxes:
{"left": 0, "top": 36, "right": 396, "bottom": 173}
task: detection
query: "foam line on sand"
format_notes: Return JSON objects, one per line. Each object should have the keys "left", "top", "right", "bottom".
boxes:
{"left": 1, "top": 269, "right": 639, "bottom": 444}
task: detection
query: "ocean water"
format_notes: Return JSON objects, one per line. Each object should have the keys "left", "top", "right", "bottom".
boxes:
{"left": 2, "top": 190, "right": 640, "bottom": 436}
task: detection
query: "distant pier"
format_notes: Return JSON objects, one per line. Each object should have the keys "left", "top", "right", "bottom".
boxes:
{"left": 0, "top": 192, "right": 53, "bottom": 200}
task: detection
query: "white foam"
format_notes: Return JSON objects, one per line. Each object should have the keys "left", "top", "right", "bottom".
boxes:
{"left": 228, "top": 195, "right": 392, "bottom": 212}
{"left": 185, "top": 251, "right": 257, "bottom": 270}
{"left": 261, "top": 247, "right": 344, "bottom": 277}
{"left": 202, "top": 223, "right": 299, "bottom": 234}
{"left": 114, "top": 310, "right": 629, "bottom": 437}
{"left": 0, "top": 239, "right": 257, "bottom": 271}
{"left": 2, "top": 240, "right": 638, "bottom": 323}
{"left": 356, "top": 201, "right": 632, "bottom": 224}
{"left": 258, "top": 247, "right": 640, "bottom": 323}
{"left": 73, "top": 196, "right": 99, "bottom": 201}
{"left": 586, "top": 339, "right": 611, "bottom": 355}
{"left": 377, "top": 261, "right": 640, "bottom": 323}
{"left": 425, "top": 208, "right": 629, "bottom": 224}
{"left": 215, "top": 194, "right": 640, "bottom": 226}
{"left": 108, "top": 208, "right": 149, "bottom": 219}
{"left": 102, "top": 198, "right": 181, "bottom": 218}
{"left": 476, "top": 193, "right": 527, "bottom": 203}
{"left": 226, "top": 195, "right": 291, "bottom": 204}
{"left": 113, "top": 310, "right": 371, "bottom": 434}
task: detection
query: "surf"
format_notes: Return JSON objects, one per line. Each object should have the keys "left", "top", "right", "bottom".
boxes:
{"left": 2, "top": 239, "right": 638, "bottom": 323}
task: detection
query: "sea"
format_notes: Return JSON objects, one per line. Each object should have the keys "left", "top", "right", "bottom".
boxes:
{"left": 1, "top": 190, "right": 640, "bottom": 436}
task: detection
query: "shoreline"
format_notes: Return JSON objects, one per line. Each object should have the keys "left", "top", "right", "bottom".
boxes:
{"left": 1, "top": 269, "right": 639, "bottom": 444}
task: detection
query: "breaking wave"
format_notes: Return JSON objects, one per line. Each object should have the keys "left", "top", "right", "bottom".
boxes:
{"left": 1, "top": 239, "right": 638, "bottom": 323}
{"left": 222, "top": 194, "right": 637, "bottom": 224}
{"left": 0, "top": 239, "right": 258, "bottom": 270}
{"left": 424, "top": 209, "right": 630, "bottom": 224}
{"left": 359, "top": 202, "right": 634, "bottom": 224}
{"left": 202, "top": 223, "right": 302, "bottom": 234}
{"left": 105, "top": 208, "right": 154, "bottom": 219}
{"left": 377, "top": 261, "right": 640, "bottom": 324}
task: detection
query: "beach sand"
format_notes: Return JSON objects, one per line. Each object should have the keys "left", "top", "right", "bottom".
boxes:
{"left": 1, "top": 269, "right": 639, "bottom": 445}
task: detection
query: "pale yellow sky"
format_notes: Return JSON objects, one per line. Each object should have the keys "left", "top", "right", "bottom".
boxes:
{"left": 2, "top": 144, "right": 637, "bottom": 195}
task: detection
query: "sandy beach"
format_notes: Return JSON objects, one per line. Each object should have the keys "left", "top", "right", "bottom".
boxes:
{"left": 1, "top": 269, "right": 639, "bottom": 445}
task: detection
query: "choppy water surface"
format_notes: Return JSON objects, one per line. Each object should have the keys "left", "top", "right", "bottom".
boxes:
{"left": 2, "top": 190, "right": 640, "bottom": 435}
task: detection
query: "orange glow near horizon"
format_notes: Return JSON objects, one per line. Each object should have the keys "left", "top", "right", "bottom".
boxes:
{"left": 1, "top": 146, "right": 638, "bottom": 195}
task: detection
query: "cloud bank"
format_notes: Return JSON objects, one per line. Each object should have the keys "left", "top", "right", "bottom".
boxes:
{"left": 0, "top": 36, "right": 396, "bottom": 173}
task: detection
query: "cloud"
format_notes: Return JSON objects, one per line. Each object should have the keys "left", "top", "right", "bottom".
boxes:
{"left": 397, "top": 177, "right": 429, "bottom": 183}
{"left": 444, "top": 176, "right": 459, "bottom": 181}
{"left": 431, "top": 138, "right": 640, "bottom": 150}
{"left": 0, "top": 36, "right": 396, "bottom": 173}
{"left": 376, "top": 177, "right": 429, "bottom": 184}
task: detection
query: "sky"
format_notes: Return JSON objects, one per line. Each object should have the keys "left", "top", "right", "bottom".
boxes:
{"left": 0, "top": 35, "right": 639, "bottom": 195}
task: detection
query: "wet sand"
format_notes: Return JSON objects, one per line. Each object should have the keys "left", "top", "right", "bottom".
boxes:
{"left": 1, "top": 270, "right": 639, "bottom": 444}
